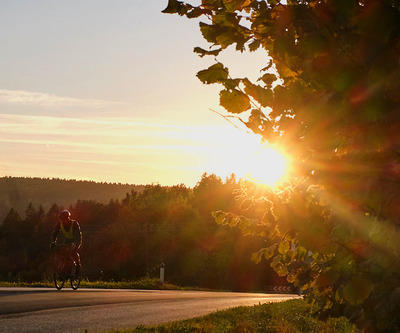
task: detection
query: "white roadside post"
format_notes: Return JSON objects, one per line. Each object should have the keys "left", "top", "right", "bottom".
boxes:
{"left": 160, "top": 263, "right": 165, "bottom": 284}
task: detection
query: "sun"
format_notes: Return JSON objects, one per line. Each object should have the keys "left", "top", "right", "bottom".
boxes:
{"left": 207, "top": 128, "right": 290, "bottom": 186}
{"left": 243, "top": 144, "right": 289, "bottom": 186}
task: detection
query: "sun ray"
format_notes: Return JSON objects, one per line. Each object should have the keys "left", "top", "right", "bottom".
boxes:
{"left": 208, "top": 129, "right": 291, "bottom": 186}
{"left": 244, "top": 144, "right": 289, "bottom": 186}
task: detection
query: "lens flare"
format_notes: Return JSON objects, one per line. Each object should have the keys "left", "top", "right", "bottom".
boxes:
{"left": 207, "top": 128, "right": 290, "bottom": 186}
{"left": 244, "top": 144, "right": 289, "bottom": 186}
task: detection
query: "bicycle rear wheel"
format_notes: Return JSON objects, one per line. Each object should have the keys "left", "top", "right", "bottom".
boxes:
{"left": 70, "top": 264, "right": 81, "bottom": 290}
{"left": 54, "top": 261, "right": 65, "bottom": 290}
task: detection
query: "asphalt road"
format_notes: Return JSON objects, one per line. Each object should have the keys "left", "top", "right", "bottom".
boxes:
{"left": 0, "top": 287, "right": 299, "bottom": 333}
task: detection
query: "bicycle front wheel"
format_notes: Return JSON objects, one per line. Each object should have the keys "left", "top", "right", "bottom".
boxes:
{"left": 70, "top": 264, "right": 81, "bottom": 290}
{"left": 54, "top": 261, "right": 65, "bottom": 290}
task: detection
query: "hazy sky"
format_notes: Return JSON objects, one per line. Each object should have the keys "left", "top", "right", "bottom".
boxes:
{"left": 0, "top": 0, "right": 269, "bottom": 186}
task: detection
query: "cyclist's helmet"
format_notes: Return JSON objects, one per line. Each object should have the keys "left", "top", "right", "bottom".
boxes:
{"left": 59, "top": 210, "right": 71, "bottom": 220}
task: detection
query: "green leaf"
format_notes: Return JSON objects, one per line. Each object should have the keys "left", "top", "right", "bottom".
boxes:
{"left": 264, "top": 244, "right": 277, "bottom": 260}
{"left": 248, "top": 39, "right": 261, "bottom": 52}
{"left": 223, "top": 0, "right": 248, "bottom": 12}
{"left": 278, "top": 240, "right": 290, "bottom": 254}
{"left": 186, "top": 7, "right": 208, "bottom": 19}
{"left": 212, "top": 210, "right": 226, "bottom": 224}
{"left": 251, "top": 250, "right": 262, "bottom": 264}
{"left": 221, "top": 78, "right": 240, "bottom": 90}
{"left": 343, "top": 275, "right": 374, "bottom": 305}
{"left": 201, "top": 0, "right": 220, "bottom": 10}
{"left": 271, "top": 254, "right": 289, "bottom": 276}
{"left": 213, "top": 12, "right": 239, "bottom": 27}
{"left": 215, "top": 29, "right": 238, "bottom": 49}
{"left": 196, "top": 63, "right": 229, "bottom": 84}
{"left": 199, "top": 22, "right": 218, "bottom": 43}
{"left": 212, "top": 211, "right": 243, "bottom": 227}
{"left": 246, "top": 109, "right": 267, "bottom": 134}
{"left": 259, "top": 73, "right": 277, "bottom": 87}
{"left": 220, "top": 89, "right": 251, "bottom": 113}
{"left": 229, "top": 213, "right": 240, "bottom": 226}
{"left": 251, "top": 246, "right": 276, "bottom": 264}
{"left": 274, "top": 59, "right": 298, "bottom": 79}
{"left": 162, "top": 0, "right": 185, "bottom": 14}
{"left": 316, "top": 269, "right": 340, "bottom": 287}
{"left": 193, "top": 47, "right": 222, "bottom": 58}
{"left": 243, "top": 79, "right": 273, "bottom": 107}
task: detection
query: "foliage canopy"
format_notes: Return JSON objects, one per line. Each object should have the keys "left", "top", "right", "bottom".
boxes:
{"left": 0, "top": 175, "right": 282, "bottom": 291}
{"left": 163, "top": 0, "right": 400, "bottom": 331}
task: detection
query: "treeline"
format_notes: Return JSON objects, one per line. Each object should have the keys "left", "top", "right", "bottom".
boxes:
{"left": 0, "top": 176, "right": 145, "bottom": 222}
{"left": 0, "top": 174, "right": 284, "bottom": 291}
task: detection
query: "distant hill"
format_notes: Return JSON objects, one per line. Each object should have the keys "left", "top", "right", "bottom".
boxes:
{"left": 0, "top": 177, "right": 145, "bottom": 222}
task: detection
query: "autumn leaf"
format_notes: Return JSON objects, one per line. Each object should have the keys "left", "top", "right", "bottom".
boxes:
{"left": 196, "top": 63, "right": 229, "bottom": 84}
{"left": 243, "top": 78, "right": 273, "bottom": 107}
{"left": 219, "top": 89, "right": 251, "bottom": 113}
{"left": 248, "top": 39, "right": 261, "bottom": 52}
{"left": 259, "top": 73, "right": 277, "bottom": 87}
{"left": 213, "top": 12, "right": 239, "bottom": 27}
{"left": 193, "top": 47, "right": 222, "bottom": 58}
{"left": 162, "top": 0, "right": 182, "bottom": 14}
{"left": 199, "top": 22, "right": 219, "bottom": 43}
{"left": 222, "top": 0, "right": 250, "bottom": 12}
{"left": 216, "top": 29, "right": 238, "bottom": 49}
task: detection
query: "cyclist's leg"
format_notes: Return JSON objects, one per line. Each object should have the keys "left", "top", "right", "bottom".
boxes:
{"left": 73, "top": 251, "right": 81, "bottom": 274}
{"left": 70, "top": 250, "right": 81, "bottom": 290}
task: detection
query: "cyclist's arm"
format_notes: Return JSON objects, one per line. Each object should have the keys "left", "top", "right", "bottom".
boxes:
{"left": 73, "top": 221, "right": 83, "bottom": 249}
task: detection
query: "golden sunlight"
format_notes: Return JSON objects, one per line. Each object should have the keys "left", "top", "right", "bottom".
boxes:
{"left": 244, "top": 144, "right": 289, "bottom": 186}
{"left": 208, "top": 129, "right": 291, "bottom": 187}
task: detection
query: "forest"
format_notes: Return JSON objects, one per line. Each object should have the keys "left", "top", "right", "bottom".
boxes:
{"left": 0, "top": 174, "right": 284, "bottom": 291}
{"left": 0, "top": 176, "right": 145, "bottom": 222}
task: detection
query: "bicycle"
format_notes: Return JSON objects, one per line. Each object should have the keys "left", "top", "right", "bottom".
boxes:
{"left": 52, "top": 244, "right": 81, "bottom": 290}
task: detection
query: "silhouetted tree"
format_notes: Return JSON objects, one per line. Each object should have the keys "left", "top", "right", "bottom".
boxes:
{"left": 165, "top": 0, "right": 400, "bottom": 330}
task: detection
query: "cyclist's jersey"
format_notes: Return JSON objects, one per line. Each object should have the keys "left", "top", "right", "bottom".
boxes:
{"left": 51, "top": 219, "right": 82, "bottom": 249}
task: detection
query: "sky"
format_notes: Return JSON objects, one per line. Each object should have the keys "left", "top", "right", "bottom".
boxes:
{"left": 0, "top": 0, "right": 271, "bottom": 187}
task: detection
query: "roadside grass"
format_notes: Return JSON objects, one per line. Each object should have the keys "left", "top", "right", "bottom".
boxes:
{"left": 80, "top": 278, "right": 178, "bottom": 290}
{"left": 0, "top": 278, "right": 178, "bottom": 290}
{"left": 97, "top": 299, "right": 355, "bottom": 333}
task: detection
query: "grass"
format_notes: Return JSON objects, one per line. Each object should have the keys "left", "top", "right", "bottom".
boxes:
{"left": 95, "top": 299, "right": 355, "bottom": 333}
{"left": 0, "top": 278, "right": 178, "bottom": 290}
{"left": 80, "top": 278, "right": 178, "bottom": 290}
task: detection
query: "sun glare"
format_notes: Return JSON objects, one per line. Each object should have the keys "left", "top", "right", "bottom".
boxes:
{"left": 209, "top": 129, "right": 290, "bottom": 187}
{"left": 240, "top": 142, "right": 289, "bottom": 186}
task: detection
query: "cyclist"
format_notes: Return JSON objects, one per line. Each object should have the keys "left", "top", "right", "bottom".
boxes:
{"left": 51, "top": 210, "right": 82, "bottom": 275}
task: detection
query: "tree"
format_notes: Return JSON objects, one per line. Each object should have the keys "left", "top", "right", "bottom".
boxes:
{"left": 163, "top": 0, "right": 400, "bottom": 330}
{"left": 0, "top": 208, "right": 22, "bottom": 251}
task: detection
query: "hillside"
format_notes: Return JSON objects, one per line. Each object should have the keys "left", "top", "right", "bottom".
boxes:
{"left": 0, "top": 177, "right": 145, "bottom": 222}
